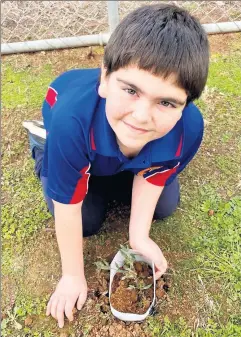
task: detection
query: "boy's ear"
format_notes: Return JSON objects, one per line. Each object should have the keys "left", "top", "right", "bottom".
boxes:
{"left": 98, "top": 64, "right": 108, "bottom": 98}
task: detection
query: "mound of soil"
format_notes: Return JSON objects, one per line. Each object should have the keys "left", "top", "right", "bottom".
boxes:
{"left": 110, "top": 261, "right": 154, "bottom": 314}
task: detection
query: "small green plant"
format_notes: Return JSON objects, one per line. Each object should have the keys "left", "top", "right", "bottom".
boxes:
{"left": 118, "top": 245, "right": 153, "bottom": 292}
{"left": 94, "top": 259, "right": 110, "bottom": 271}
{"left": 1, "top": 307, "right": 23, "bottom": 337}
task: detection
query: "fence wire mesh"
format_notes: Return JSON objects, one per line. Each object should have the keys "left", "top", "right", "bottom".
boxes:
{"left": 1, "top": 1, "right": 241, "bottom": 44}
{"left": 1, "top": 1, "right": 108, "bottom": 43}
{"left": 119, "top": 1, "right": 241, "bottom": 24}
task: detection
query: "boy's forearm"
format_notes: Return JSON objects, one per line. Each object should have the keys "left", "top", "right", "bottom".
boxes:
{"left": 53, "top": 200, "right": 85, "bottom": 277}
{"left": 129, "top": 175, "right": 164, "bottom": 246}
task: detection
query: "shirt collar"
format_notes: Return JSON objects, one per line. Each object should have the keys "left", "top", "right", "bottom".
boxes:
{"left": 149, "top": 116, "right": 184, "bottom": 163}
{"left": 92, "top": 96, "right": 120, "bottom": 157}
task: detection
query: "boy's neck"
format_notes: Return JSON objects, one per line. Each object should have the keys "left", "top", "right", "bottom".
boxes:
{"left": 117, "top": 140, "right": 141, "bottom": 158}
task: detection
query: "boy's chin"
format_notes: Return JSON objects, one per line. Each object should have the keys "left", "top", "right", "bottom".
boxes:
{"left": 118, "top": 136, "right": 147, "bottom": 152}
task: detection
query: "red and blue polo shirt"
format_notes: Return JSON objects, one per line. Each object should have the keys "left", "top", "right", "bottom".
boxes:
{"left": 41, "top": 68, "right": 204, "bottom": 204}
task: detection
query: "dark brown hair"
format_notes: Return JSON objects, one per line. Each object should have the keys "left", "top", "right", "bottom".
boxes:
{"left": 103, "top": 4, "right": 209, "bottom": 103}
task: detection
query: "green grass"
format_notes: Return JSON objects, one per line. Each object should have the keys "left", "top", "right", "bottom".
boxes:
{"left": 147, "top": 316, "right": 241, "bottom": 337}
{"left": 2, "top": 160, "right": 51, "bottom": 253}
{"left": 2, "top": 40, "right": 241, "bottom": 336}
{"left": 192, "top": 197, "right": 241, "bottom": 299}
{"left": 2, "top": 63, "right": 54, "bottom": 109}
{"left": 207, "top": 54, "right": 241, "bottom": 96}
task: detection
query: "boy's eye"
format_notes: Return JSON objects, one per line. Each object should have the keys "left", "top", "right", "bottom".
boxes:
{"left": 160, "top": 101, "right": 174, "bottom": 108}
{"left": 125, "top": 88, "right": 137, "bottom": 96}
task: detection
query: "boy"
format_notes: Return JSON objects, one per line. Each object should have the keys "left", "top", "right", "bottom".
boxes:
{"left": 23, "top": 4, "right": 209, "bottom": 328}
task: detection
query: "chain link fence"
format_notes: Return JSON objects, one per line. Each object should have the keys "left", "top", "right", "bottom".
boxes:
{"left": 1, "top": 1, "right": 241, "bottom": 53}
{"left": 119, "top": 1, "right": 241, "bottom": 25}
{"left": 1, "top": 1, "right": 108, "bottom": 43}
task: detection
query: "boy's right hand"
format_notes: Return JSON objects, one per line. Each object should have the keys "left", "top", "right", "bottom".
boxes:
{"left": 46, "top": 274, "right": 87, "bottom": 328}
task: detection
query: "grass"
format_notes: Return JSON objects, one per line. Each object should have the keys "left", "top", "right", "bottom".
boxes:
{"left": 1, "top": 35, "right": 241, "bottom": 336}
{"left": 147, "top": 316, "right": 241, "bottom": 337}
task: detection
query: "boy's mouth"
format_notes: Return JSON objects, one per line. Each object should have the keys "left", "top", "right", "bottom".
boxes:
{"left": 123, "top": 121, "right": 148, "bottom": 133}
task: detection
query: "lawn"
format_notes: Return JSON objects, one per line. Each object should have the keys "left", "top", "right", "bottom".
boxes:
{"left": 1, "top": 33, "right": 241, "bottom": 337}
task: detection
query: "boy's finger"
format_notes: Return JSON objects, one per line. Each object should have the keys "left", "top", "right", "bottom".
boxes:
{"left": 155, "top": 265, "right": 167, "bottom": 279}
{"left": 46, "top": 297, "right": 53, "bottom": 316}
{"left": 77, "top": 291, "right": 87, "bottom": 310}
{"left": 50, "top": 297, "right": 59, "bottom": 320}
{"left": 56, "top": 298, "right": 66, "bottom": 328}
{"left": 65, "top": 299, "right": 75, "bottom": 321}
{"left": 155, "top": 270, "right": 163, "bottom": 280}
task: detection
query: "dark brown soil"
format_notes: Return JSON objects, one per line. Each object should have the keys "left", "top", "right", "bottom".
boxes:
{"left": 110, "top": 261, "right": 170, "bottom": 315}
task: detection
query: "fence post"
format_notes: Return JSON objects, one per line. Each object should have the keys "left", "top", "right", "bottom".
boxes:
{"left": 107, "top": 1, "right": 119, "bottom": 32}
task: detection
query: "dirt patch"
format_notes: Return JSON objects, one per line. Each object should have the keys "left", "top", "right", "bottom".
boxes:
{"left": 208, "top": 33, "right": 241, "bottom": 54}
{"left": 2, "top": 32, "right": 241, "bottom": 74}
{"left": 2, "top": 46, "right": 104, "bottom": 76}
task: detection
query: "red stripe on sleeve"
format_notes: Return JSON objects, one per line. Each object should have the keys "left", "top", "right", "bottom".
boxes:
{"left": 146, "top": 167, "right": 177, "bottom": 186}
{"left": 90, "top": 128, "right": 96, "bottom": 150}
{"left": 175, "top": 134, "right": 183, "bottom": 157}
{"left": 70, "top": 165, "right": 90, "bottom": 204}
{"left": 46, "top": 87, "right": 58, "bottom": 108}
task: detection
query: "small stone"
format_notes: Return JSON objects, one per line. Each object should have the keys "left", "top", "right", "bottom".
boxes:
{"left": 134, "top": 261, "right": 143, "bottom": 272}
{"left": 117, "top": 324, "right": 123, "bottom": 331}
{"left": 103, "top": 296, "right": 109, "bottom": 305}
{"left": 120, "top": 280, "right": 126, "bottom": 287}
{"left": 129, "top": 289, "right": 138, "bottom": 303}
{"left": 24, "top": 316, "right": 33, "bottom": 327}
{"left": 101, "top": 277, "right": 108, "bottom": 289}
{"left": 100, "top": 304, "right": 109, "bottom": 313}
{"left": 157, "top": 279, "right": 165, "bottom": 288}
{"left": 156, "top": 288, "right": 166, "bottom": 299}
{"left": 109, "top": 326, "right": 115, "bottom": 336}
{"left": 140, "top": 271, "right": 149, "bottom": 278}
{"left": 59, "top": 333, "right": 68, "bottom": 337}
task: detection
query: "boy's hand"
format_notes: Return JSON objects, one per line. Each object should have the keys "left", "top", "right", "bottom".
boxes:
{"left": 130, "top": 237, "right": 168, "bottom": 279}
{"left": 46, "top": 274, "right": 87, "bottom": 328}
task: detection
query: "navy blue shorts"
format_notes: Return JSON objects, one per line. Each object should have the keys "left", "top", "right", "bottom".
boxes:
{"left": 35, "top": 148, "right": 180, "bottom": 237}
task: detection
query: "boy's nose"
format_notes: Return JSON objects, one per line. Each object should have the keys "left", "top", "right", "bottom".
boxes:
{"left": 131, "top": 101, "right": 151, "bottom": 123}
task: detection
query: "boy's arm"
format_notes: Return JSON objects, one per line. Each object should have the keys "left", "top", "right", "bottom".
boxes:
{"left": 54, "top": 200, "right": 85, "bottom": 276}
{"left": 129, "top": 174, "right": 168, "bottom": 278}
{"left": 46, "top": 201, "right": 87, "bottom": 329}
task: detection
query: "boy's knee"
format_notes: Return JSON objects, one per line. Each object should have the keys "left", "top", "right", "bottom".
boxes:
{"left": 82, "top": 216, "right": 103, "bottom": 237}
{"left": 82, "top": 197, "right": 107, "bottom": 237}
{"left": 154, "top": 198, "right": 179, "bottom": 220}
{"left": 154, "top": 178, "right": 180, "bottom": 220}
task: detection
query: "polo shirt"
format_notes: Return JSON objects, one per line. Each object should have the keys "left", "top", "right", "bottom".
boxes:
{"left": 41, "top": 68, "right": 204, "bottom": 204}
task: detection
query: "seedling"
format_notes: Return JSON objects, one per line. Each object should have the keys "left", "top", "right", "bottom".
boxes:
{"left": 94, "top": 259, "right": 110, "bottom": 271}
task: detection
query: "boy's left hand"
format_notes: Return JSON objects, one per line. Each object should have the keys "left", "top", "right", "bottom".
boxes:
{"left": 130, "top": 236, "right": 168, "bottom": 279}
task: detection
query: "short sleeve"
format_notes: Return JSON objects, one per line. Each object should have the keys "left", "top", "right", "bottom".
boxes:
{"left": 46, "top": 113, "right": 91, "bottom": 204}
{"left": 138, "top": 133, "right": 203, "bottom": 187}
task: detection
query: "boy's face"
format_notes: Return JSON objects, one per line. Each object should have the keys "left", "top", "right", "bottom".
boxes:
{"left": 98, "top": 66, "right": 187, "bottom": 156}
